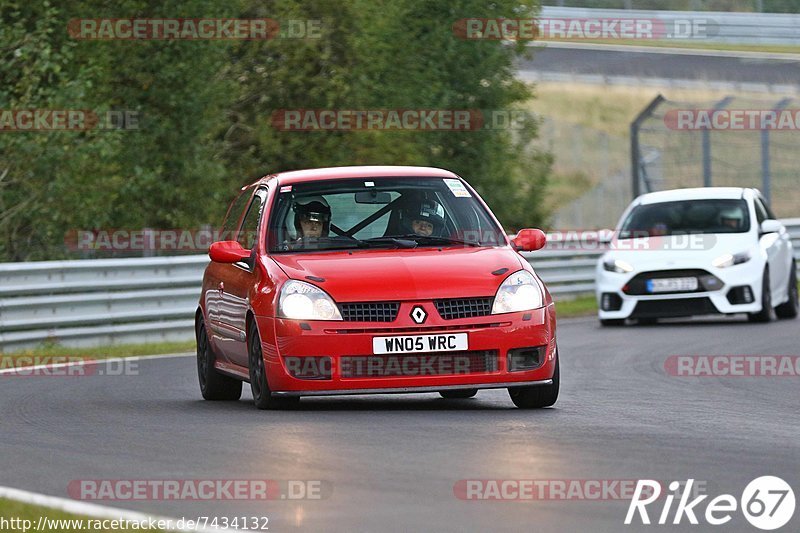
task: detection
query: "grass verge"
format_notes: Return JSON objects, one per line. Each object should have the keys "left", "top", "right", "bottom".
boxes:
{"left": 1, "top": 340, "right": 195, "bottom": 366}
{"left": 0, "top": 498, "right": 164, "bottom": 532}
{"left": 554, "top": 294, "right": 598, "bottom": 318}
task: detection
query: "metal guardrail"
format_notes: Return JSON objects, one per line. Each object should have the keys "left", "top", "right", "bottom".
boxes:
{"left": 1, "top": 219, "right": 799, "bottom": 351}
{"left": 540, "top": 7, "right": 800, "bottom": 46}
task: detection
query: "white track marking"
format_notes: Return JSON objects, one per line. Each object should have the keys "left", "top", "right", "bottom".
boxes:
{"left": 0, "top": 352, "right": 193, "bottom": 376}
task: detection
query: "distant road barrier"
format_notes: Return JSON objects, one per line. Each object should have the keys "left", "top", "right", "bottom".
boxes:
{"left": 539, "top": 7, "right": 800, "bottom": 46}
{"left": 2, "top": 219, "right": 798, "bottom": 351}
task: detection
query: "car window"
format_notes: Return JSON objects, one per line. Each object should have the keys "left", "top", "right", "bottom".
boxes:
{"left": 237, "top": 189, "right": 267, "bottom": 250}
{"left": 753, "top": 198, "right": 768, "bottom": 224}
{"left": 323, "top": 191, "right": 400, "bottom": 239}
{"left": 754, "top": 197, "right": 776, "bottom": 221}
{"left": 268, "top": 177, "right": 504, "bottom": 252}
{"left": 619, "top": 199, "right": 751, "bottom": 237}
{"left": 221, "top": 187, "right": 253, "bottom": 239}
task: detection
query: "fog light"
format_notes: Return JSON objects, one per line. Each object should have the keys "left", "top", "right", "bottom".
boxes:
{"left": 508, "top": 346, "right": 545, "bottom": 372}
{"left": 601, "top": 292, "right": 623, "bottom": 311}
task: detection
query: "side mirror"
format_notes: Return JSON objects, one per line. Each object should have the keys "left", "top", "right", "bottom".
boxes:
{"left": 760, "top": 219, "right": 782, "bottom": 235}
{"left": 511, "top": 228, "right": 547, "bottom": 252}
{"left": 209, "top": 241, "right": 251, "bottom": 263}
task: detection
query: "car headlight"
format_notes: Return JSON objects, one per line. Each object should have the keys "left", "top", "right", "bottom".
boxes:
{"left": 603, "top": 258, "right": 634, "bottom": 274}
{"left": 278, "top": 280, "right": 342, "bottom": 320}
{"left": 491, "top": 270, "right": 545, "bottom": 314}
{"left": 712, "top": 251, "right": 751, "bottom": 268}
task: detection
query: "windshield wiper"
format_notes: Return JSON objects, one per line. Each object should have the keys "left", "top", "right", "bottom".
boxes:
{"left": 380, "top": 234, "right": 481, "bottom": 247}
{"left": 361, "top": 236, "right": 418, "bottom": 248}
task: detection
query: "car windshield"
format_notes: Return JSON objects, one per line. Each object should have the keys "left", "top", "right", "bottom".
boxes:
{"left": 618, "top": 199, "right": 751, "bottom": 238}
{"left": 268, "top": 177, "right": 506, "bottom": 253}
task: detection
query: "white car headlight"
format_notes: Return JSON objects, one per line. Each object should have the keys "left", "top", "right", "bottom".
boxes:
{"left": 603, "top": 258, "right": 634, "bottom": 274}
{"left": 712, "top": 251, "right": 751, "bottom": 268}
{"left": 278, "top": 280, "right": 343, "bottom": 320}
{"left": 491, "top": 270, "right": 545, "bottom": 314}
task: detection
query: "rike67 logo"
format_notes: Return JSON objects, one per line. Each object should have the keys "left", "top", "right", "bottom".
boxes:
{"left": 626, "top": 477, "right": 795, "bottom": 530}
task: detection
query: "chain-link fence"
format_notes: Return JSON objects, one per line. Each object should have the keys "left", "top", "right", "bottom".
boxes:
{"left": 536, "top": 118, "right": 632, "bottom": 229}
{"left": 632, "top": 94, "right": 800, "bottom": 217}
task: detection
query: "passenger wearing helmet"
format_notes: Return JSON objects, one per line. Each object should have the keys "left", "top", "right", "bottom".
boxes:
{"left": 403, "top": 198, "right": 446, "bottom": 237}
{"left": 293, "top": 196, "right": 331, "bottom": 240}
{"left": 719, "top": 207, "right": 743, "bottom": 230}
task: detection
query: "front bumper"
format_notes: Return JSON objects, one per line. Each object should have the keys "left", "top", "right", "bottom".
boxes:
{"left": 256, "top": 303, "right": 557, "bottom": 395}
{"left": 595, "top": 259, "right": 765, "bottom": 320}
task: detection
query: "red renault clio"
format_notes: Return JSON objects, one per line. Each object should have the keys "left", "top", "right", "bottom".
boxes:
{"left": 196, "top": 166, "right": 558, "bottom": 409}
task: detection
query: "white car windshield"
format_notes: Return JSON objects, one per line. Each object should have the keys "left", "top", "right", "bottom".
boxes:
{"left": 618, "top": 199, "right": 751, "bottom": 238}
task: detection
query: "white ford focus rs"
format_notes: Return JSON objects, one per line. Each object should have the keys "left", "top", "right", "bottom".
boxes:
{"left": 596, "top": 187, "right": 798, "bottom": 325}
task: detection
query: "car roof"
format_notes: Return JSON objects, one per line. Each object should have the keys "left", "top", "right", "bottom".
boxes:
{"left": 637, "top": 187, "right": 753, "bottom": 205}
{"left": 254, "top": 165, "right": 460, "bottom": 187}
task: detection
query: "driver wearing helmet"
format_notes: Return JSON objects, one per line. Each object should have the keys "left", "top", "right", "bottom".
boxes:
{"left": 403, "top": 198, "right": 446, "bottom": 237}
{"left": 293, "top": 196, "right": 331, "bottom": 241}
{"left": 719, "top": 207, "right": 743, "bottom": 230}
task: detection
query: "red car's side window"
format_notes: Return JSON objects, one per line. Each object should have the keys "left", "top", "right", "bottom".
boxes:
{"left": 221, "top": 188, "right": 253, "bottom": 240}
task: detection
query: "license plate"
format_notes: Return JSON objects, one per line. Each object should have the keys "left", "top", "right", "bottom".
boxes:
{"left": 372, "top": 333, "right": 468, "bottom": 355}
{"left": 646, "top": 277, "right": 698, "bottom": 293}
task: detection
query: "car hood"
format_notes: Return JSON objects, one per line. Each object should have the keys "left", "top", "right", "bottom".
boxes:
{"left": 270, "top": 247, "right": 526, "bottom": 301}
{"left": 603, "top": 233, "right": 755, "bottom": 271}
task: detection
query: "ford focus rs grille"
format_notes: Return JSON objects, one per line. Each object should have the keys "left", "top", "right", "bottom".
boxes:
{"left": 435, "top": 297, "right": 494, "bottom": 320}
{"left": 340, "top": 350, "right": 498, "bottom": 378}
{"left": 338, "top": 302, "right": 400, "bottom": 322}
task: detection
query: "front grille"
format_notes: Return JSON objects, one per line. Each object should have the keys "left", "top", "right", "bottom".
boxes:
{"left": 338, "top": 302, "right": 400, "bottom": 322}
{"left": 340, "top": 350, "right": 498, "bottom": 378}
{"left": 624, "top": 269, "right": 723, "bottom": 295}
{"left": 631, "top": 297, "right": 719, "bottom": 318}
{"left": 435, "top": 297, "right": 494, "bottom": 320}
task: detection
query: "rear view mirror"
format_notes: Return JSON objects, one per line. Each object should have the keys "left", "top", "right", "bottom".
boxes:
{"left": 209, "top": 241, "right": 250, "bottom": 263}
{"left": 760, "top": 219, "right": 782, "bottom": 235}
{"left": 511, "top": 228, "right": 547, "bottom": 252}
{"left": 355, "top": 190, "right": 392, "bottom": 204}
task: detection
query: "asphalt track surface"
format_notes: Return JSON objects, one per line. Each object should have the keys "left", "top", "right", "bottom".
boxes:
{"left": 2, "top": 315, "right": 798, "bottom": 532}
{"left": 519, "top": 46, "right": 800, "bottom": 86}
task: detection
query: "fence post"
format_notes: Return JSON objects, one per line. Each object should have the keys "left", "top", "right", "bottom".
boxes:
{"left": 631, "top": 94, "right": 665, "bottom": 199}
{"left": 761, "top": 98, "right": 791, "bottom": 205}
{"left": 702, "top": 96, "right": 733, "bottom": 188}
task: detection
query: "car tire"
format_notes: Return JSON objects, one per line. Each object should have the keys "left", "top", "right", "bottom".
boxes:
{"left": 775, "top": 261, "right": 798, "bottom": 319}
{"left": 748, "top": 269, "right": 773, "bottom": 323}
{"left": 439, "top": 389, "right": 478, "bottom": 399}
{"left": 508, "top": 353, "right": 559, "bottom": 409}
{"left": 600, "top": 318, "right": 625, "bottom": 327}
{"left": 248, "top": 321, "right": 299, "bottom": 410}
{"left": 196, "top": 317, "right": 242, "bottom": 401}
